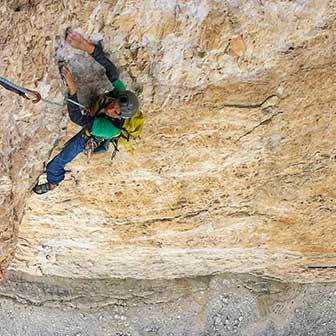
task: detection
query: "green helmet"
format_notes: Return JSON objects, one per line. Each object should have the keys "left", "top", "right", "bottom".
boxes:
{"left": 119, "top": 90, "right": 139, "bottom": 118}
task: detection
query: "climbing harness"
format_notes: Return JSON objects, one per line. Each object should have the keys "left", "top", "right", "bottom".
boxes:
{"left": 0, "top": 75, "right": 90, "bottom": 112}
{"left": 83, "top": 129, "right": 116, "bottom": 162}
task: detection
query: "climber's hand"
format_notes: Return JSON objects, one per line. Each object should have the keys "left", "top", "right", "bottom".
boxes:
{"left": 60, "top": 65, "right": 77, "bottom": 96}
{"left": 66, "top": 31, "right": 86, "bottom": 50}
{"left": 66, "top": 31, "right": 95, "bottom": 54}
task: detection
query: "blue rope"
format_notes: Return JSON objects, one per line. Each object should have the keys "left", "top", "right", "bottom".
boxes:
{"left": 0, "top": 76, "right": 36, "bottom": 99}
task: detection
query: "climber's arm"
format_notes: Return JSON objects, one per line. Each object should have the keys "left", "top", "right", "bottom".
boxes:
{"left": 66, "top": 31, "right": 119, "bottom": 84}
{"left": 90, "top": 44, "right": 119, "bottom": 83}
{"left": 67, "top": 93, "right": 94, "bottom": 129}
{"left": 59, "top": 64, "right": 94, "bottom": 129}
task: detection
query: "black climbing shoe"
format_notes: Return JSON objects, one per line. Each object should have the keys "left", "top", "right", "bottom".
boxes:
{"left": 33, "top": 182, "right": 51, "bottom": 195}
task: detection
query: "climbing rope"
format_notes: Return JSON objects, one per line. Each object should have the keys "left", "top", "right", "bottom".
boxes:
{"left": 0, "top": 75, "right": 90, "bottom": 112}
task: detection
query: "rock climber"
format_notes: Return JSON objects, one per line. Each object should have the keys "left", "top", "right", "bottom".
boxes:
{"left": 33, "top": 31, "right": 139, "bottom": 194}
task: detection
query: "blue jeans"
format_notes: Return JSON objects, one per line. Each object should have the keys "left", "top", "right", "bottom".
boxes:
{"left": 46, "top": 130, "right": 87, "bottom": 185}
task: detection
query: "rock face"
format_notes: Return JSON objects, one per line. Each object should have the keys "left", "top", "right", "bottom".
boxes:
{"left": 0, "top": 0, "right": 335, "bottom": 284}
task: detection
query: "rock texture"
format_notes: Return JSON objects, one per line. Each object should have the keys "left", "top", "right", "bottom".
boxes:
{"left": 0, "top": 0, "right": 335, "bottom": 284}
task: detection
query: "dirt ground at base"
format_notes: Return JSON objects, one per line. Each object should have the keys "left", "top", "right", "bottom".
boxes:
{"left": 0, "top": 272, "right": 336, "bottom": 336}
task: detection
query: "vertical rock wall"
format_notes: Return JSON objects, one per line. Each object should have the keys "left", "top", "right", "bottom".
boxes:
{"left": 0, "top": 0, "right": 335, "bottom": 281}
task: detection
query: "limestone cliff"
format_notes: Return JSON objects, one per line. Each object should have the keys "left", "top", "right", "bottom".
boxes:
{"left": 0, "top": 0, "right": 335, "bottom": 284}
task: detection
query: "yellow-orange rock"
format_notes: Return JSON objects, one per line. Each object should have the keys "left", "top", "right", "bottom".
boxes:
{"left": 0, "top": 0, "right": 335, "bottom": 283}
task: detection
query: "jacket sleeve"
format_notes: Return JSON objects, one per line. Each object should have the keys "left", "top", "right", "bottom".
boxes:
{"left": 67, "top": 93, "right": 94, "bottom": 129}
{"left": 91, "top": 44, "right": 119, "bottom": 84}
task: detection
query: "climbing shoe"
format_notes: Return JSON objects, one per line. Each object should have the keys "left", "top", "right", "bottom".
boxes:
{"left": 33, "top": 182, "right": 51, "bottom": 195}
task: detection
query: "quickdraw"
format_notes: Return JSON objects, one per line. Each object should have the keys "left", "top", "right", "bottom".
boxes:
{"left": 84, "top": 138, "right": 94, "bottom": 163}
{"left": 0, "top": 75, "right": 89, "bottom": 112}
{"left": 110, "top": 138, "right": 119, "bottom": 161}
{"left": 25, "top": 88, "right": 42, "bottom": 104}
{"left": 0, "top": 76, "right": 40, "bottom": 101}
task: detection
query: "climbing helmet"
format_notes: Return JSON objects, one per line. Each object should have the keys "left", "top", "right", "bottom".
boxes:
{"left": 119, "top": 90, "right": 139, "bottom": 118}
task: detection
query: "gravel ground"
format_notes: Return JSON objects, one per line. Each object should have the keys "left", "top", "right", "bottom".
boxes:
{"left": 1, "top": 272, "right": 336, "bottom": 336}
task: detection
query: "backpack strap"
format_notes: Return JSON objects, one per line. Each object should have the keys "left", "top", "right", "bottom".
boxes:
{"left": 119, "top": 127, "right": 130, "bottom": 141}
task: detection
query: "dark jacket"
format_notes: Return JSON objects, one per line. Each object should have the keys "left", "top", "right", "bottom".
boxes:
{"left": 67, "top": 44, "right": 121, "bottom": 130}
